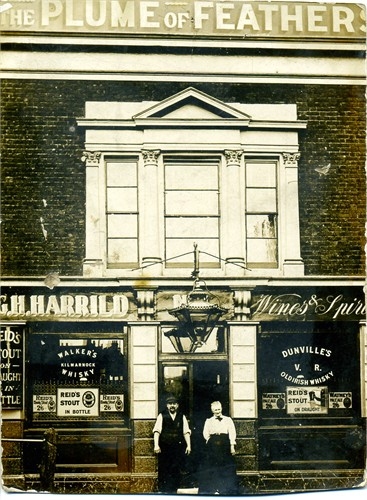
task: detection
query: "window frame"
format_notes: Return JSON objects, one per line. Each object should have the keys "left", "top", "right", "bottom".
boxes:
{"left": 244, "top": 158, "right": 280, "bottom": 269}
{"left": 163, "top": 155, "right": 222, "bottom": 269}
{"left": 26, "top": 328, "right": 129, "bottom": 428}
{"left": 105, "top": 156, "right": 140, "bottom": 269}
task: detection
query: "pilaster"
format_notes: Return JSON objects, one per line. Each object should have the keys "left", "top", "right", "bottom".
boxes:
{"left": 282, "top": 152, "right": 304, "bottom": 276}
{"left": 141, "top": 150, "right": 162, "bottom": 275}
{"left": 228, "top": 322, "right": 258, "bottom": 419}
{"left": 82, "top": 151, "right": 104, "bottom": 277}
{"left": 223, "top": 150, "right": 246, "bottom": 276}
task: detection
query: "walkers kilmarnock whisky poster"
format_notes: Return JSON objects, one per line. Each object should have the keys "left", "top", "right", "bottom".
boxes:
{"left": 1, "top": 0, "right": 366, "bottom": 496}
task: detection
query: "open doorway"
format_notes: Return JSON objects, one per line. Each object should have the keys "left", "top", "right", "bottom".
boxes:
{"left": 160, "top": 360, "right": 229, "bottom": 487}
{"left": 160, "top": 361, "right": 229, "bottom": 424}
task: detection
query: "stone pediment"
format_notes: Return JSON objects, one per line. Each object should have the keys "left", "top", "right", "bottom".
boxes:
{"left": 133, "top": 87, "right": 251, "bottom": 126}
{"left": 79, "top": 88, "right": 306, "bottom": 131}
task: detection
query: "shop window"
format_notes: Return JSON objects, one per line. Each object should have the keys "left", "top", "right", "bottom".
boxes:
{"left": 257, "top": 323, "right": 361, "bottom": 421}
{"left": 257, "top": 322, "right": 364, "bottom": 471}
{"left": 106, "top": 158, "right": 139, "bottom": 267}
{"left": 164, "top": 158, "right": 220, "bottom": 267}
{"left": 245, "top": 161, "right": 278, "bottom": 268}
{"left": 27, "top": 331, "right": 128, "bottom": 426}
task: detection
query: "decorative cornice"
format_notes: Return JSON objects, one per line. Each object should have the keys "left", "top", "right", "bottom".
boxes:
{"left": 224, "top": 150, "right": 243, "bottom": 167}
{"left": 81, "top": 151, "right": 101, "bottom": 166}
{"left": 142, "top": 150, "right": 160, "bottom": 166}
{"left": 283, "top": 152, "right": 301, "bottom": 167}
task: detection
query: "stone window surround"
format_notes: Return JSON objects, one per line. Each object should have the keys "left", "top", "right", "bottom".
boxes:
{"left": 79, "top": 89, "right": 305, "bottom": 279}
{"left": 82, "top": 149, "right": 303, "bottom": 278}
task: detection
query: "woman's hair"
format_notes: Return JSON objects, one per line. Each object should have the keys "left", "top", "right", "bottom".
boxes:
{"left": 211, "top": 401, "right": 222, "bottom": 409}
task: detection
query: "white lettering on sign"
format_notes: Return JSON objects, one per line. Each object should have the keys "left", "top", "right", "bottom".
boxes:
{"left": 281, "top": 346, "right": 332, "bottom": 358}
{"left": 57, "top": 388, "right": 99, "bottom": 417}
{"left": 0, "top": 1, "right": 364, "bottom": 37}
{"left": 251, "top": 293, "right": 366, "bottom": 320}
{"left": 0, "top": 293, "right": 129, "bottom": 319}
{"left": 281, "top": 370, "right": 334, "bottom": 386}
{"left": 0, "top": 326, "right": 24, "bottom": 409}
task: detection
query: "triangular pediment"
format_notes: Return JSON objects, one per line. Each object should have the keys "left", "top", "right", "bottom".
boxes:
{"left": 133, "top": 87, "right": 252, "bottom": 122}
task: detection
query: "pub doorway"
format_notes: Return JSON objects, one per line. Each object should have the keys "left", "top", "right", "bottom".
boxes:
{"left": 160, "top": 360, "right": 229, "bottom": 487}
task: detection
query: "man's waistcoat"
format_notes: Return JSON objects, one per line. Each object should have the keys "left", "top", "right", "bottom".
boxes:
{"left": 160, "top": 409, "right": 184, "bottom": 446}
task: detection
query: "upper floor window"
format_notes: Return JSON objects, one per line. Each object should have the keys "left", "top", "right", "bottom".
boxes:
{"left": 245, "top": 161, "right": 278, "bottom": 268}
{"left": 79, "top": 87, "right": 306, "bottom": 278}
{"left": 164, "top": 158, "right": 220, "bottom": 268}
{"left": 106, "top": 158, "right": 139, "bottom": 267}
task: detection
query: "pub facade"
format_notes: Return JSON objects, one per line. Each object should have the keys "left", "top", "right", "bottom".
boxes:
{"left": 1, "top": 0, "right": 366, "bottom": 494}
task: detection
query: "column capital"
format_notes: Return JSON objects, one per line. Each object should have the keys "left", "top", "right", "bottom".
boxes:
{"left": 283, "top": 152, "right": 301, "bottom": 167}
{"left": 142, "top": 149, "right": 161, "bottom": 166}
{"left": 81, "top": 151, "right": 101, "bottom": 166}
{"left": 224, "top": 150, "right": 243, "bottom": 167}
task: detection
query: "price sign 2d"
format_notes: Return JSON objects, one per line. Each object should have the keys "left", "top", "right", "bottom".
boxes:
{"left": 0, "top": 325, "right": 24, "bottom": 409}
{"left": 100, "top": 394, "right": 124, "bottom": 412}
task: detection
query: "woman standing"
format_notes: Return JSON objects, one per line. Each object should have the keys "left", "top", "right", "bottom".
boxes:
{"left": 199, "top": 401, "right": 238, "bottom": 495}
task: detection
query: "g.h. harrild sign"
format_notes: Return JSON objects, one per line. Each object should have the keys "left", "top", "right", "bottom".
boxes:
{"left": 0, "top": 292, "right": 130, "bottom": 319}
{"left": 0, "top": 1, "right": 365, "bottom": 38}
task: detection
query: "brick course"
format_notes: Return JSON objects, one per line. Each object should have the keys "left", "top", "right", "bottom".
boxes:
{"left": 1, "top": 81, "right": 365, "bottom": 276}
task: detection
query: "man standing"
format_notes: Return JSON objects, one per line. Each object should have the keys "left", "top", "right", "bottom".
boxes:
{"left": 153, "top": 394, "right": 192, "bottom": 493}
{"left": 200, "top": 401, "right": 238, "bottom": 495}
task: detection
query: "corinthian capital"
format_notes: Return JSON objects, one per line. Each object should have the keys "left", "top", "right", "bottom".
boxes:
{"left": 283, "top": 152, "right": 301, "bottom": 167}
{"left": 142, "top": 150, "right": 160, "bottom": 167}
{"left": 81, "top": 151, "right": 101, "bottom": 166}
{"left": 224, "top": 150, "right": 243, "bottom": 167}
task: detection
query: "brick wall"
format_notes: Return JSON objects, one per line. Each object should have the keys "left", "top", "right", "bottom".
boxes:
{"left": 1, "top": 81, "right": 365, "bottom": 276}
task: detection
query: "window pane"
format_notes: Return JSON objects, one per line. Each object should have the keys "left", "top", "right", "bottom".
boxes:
{"left": 246, "top": 188, "right": 277, "bottom": 212}
{"left": 28, "top": 333, "right": 128, "bottom": 425}
{"left": 246, "top": 162, "right": 276, "bottom": 187}
{"left": 166, "top": 217, "right": 219, "bottom": 238}
{"left": 107, "top": 187, "right": 137, "bottom": 212}
{"left": 166, "top": 191, "right": 218, "bottom": 215}
{"left": 247, "top": 214, "right": 277, "bottom": 238}
{"left": 162, "top": 327, "right": 225, "bottom": 354}
{"left": 108, "top": 214, "right": 137, "bottom": 237}
{"left": 108, "top": 238, "right": 138, "bottom": 263}
{"left": 106, "top": 162, "right": 137, "bottom": 186}
{"left": 247, "top": 239, "right": 277, "bottom": 264}
{"left": 166, "top": 164, "right": 218, "bottom": 190}
{"left": 166, "top": 239, "right": 219, "bottom": 264}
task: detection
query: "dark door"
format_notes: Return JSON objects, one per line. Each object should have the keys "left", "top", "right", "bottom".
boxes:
{"left": 191, "top": 360, "right": 229, "bottom": 433}
{"left": 160, "top": 360, "right": 229, "bottom": 487}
